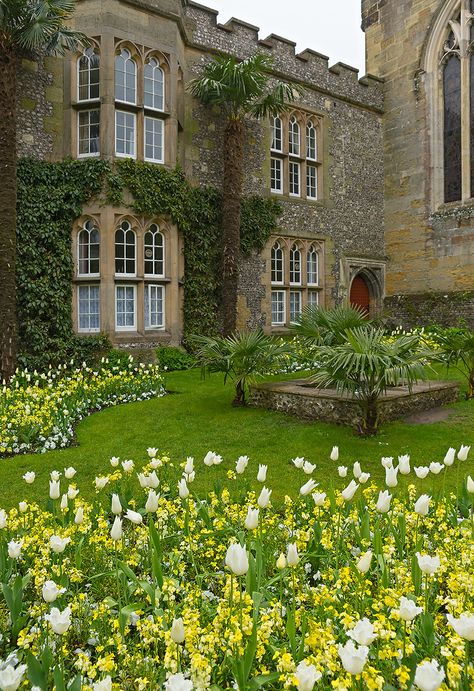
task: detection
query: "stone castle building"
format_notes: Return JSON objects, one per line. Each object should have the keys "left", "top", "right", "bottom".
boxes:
{"left": 14, "top": 0, "right": 474, "bottom": 346}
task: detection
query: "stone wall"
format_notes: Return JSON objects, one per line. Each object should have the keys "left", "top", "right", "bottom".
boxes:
{"left": 363, "top": 0, "right": 474, "bottom": 318}
{"left": 384, "top": 291, "right": 474, "bottom": 329}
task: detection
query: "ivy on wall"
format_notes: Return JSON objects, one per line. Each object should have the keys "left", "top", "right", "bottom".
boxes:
{"left": 16, "top": 158, "right": 282, "bottom": 368}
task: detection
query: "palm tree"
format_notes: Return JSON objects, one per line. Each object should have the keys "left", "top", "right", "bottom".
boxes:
{"left": 188, "top": 54, "right": 302, "bottom": 336}
{"left": 0, "top": 0, "right": 85, "bottom": 382}
{"left": 289, "top": 304, "right": 370, "bottom": 346}
{"left": 433, "top": 327, "right": 474, "bottom": 399}
{"left": 192, "top": 330, "right": 292, "bottom": 406}
{"left": 311, "top": 327, "right": 430, "bottom": 436}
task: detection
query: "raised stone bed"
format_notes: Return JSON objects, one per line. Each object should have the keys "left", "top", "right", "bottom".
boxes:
{"left": 249, "top": 379, "right": 460, "bottom": 427}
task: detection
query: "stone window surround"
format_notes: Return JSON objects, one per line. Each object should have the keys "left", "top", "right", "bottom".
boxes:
{"left": 339, "top": 256, "right": 386, "bottom": 316}
{"left": 72, "top": 213, "right": 181, "bottom": 338}
{"left": 422, "top": 0, "right": 474, "bottom": 211}
{"left": 69, "top": 37, "right": 172, "bottom": 165}
{"left": 267, "top": 234, "right": 325, "bottom": 330}
{"left": 270, "top": 110, "right": 323, "bottom": 201}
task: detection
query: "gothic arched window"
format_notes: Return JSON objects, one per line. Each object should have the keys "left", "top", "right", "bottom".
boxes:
{"left": 289, "top": 244, "right": 301, "bottom": 285}
{"left": 115, "top": 48, "right": 136, "bottom": 104}
{"left": 271, "top": 242, "right": 284, "bottom": 284}
{"left": 78, "top": 220, "right": 100, "bottom": 275}
{"left": 144, "top": 224, "right": 165, "bottom": 276}
{"left": 78, "top": 47, "right": 100, "bottom": 101}
{"left": 144, "top": 58, "right": 164, "bottom": 111}
{"left": 115, "top": 220, "right": 136, "bottom": 275}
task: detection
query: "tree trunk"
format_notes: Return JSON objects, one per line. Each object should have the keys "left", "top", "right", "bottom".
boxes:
{"left": 467, "top": 369, "right": 474, "bottom": 400}
{"left": 0, "top": 48, "right": 18, "bottom": 383}
{"left": 232, "top": 380, "right": 246, "bottom": 407}
{"left": 221, "top": 118, "right": 245, "bottom": 336}
{"left": 358, "top": 396, "right": 379, "bottom": 436}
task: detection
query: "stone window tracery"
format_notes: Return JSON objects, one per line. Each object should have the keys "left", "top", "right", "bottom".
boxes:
{"left": 78, "top": 220, "right": 100, "bottom": 276}
{"left": 115, "top": 221, "right": 136, "bottom": 276}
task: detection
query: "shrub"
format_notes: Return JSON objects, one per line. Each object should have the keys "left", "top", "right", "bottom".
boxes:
{"left": 156, "top": 346, "right": 195, "bottom": 371}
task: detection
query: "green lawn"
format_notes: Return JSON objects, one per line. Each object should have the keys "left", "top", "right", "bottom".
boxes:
{"left": 0, "top": 368, "right": 473, "bottom": 509}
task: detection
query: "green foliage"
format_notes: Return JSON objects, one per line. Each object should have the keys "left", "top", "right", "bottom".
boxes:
{"left": 16, "top": 158, "right": 110, "bottom": 371}
{"left": 430, "top": 326, "right": 474, "bottom": 399}
{"left": 311, "top": 327, "right": 432, "bottom": 435}
{"left": 289, "top": 305, "right": 370, "bottom": 347}
{"left": 156, "top": 346, "right": 195, "bottom": 372}
{"left": 240, "top": 196, "right": 282, "bottom": 255}
{"left": 191, "top": 330, "right": 292, "bottom": 405}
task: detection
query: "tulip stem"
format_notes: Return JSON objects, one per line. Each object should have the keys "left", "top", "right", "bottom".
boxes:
{"left": 424, "top": 574, "right": 429, "bottom": 613}
{"left": 402, "top": 620, "right": 406, "bottom": 660}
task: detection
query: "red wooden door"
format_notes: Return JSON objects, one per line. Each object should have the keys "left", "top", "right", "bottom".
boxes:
{"left": 350, "top": 275, "right": 370, "bottom": 315}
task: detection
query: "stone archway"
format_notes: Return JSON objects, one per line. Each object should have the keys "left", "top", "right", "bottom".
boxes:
{"left": 348, "top": 268, "right": 384, "bottom": 316}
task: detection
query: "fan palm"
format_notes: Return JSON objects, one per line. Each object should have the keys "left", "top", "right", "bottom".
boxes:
{"left": 0, "top": 0, "right": 86, "bottom": 381}
{"left": 310, "top": 327, "right": 430, "bottom": 436}
{"left": 192, "top": 330, "right": 292, "bottom": 406}
{"left": 188, "top": 54, "right": 302, "bottom": 336}
{"left": 433, "top": 327, "right": 474, "bottom": 399}
{"left": 289, "top": 304, "right": 370, "bottom": 346}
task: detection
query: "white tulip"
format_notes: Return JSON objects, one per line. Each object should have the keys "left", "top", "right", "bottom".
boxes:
{"left": 429, "top": 462, "right": 443, "bottom": 475}
{"left": 125, "top": 509, "right": 143, "bottom": 524}
{"left": 338, "top": 639, "right": 369, "bottom": 675}
{"left": 74, "top": 506, "right": 84, "bottom": 525}
{"left": 292, "top": 457, "right": 305, "bottom": 469}
{"left": 8, "top": 540, "right": 23, "bottom": 559}
{"left": 359, "top": 472, "right": 370, "bottom": 484}
{"left": 235, "top": 457, "right": 247, "bottom": 474}
{"left": 467, "top": 475, "right": 474, "bottom": 493}
{"left": 300, "top": 479, "right": 318, "bottom": 496}
{"left": 287, "top": 543, "right": 299, "bottom": 567}
{"left": 0, "top": 663, "right": 27, "bottom": 691}
{"left": 110, "top": 516, "right": 123, "bottom": 541}
{"left": 50, "top": 535, "right": 71, "bottom": 553}
{"left": 137, "top": 473, "right": 149, "bottom": 489}
{"left": 457, "top": 444, "right": 471, "bottom": 461}
{"left": 203, "top": 451, "right": 215, "bottom": 466}
{"left": 147, "top": 471, "right": 160, "bottom": 489}
{"left": 446, "top": 613, "right": 474, "bottom": 641}
{"left": 397, "top": 596, "right": 423, "bottom": 622}
{"left": 93, "top": 677, "right": 112, "bottom": 691}
{"left": 110, "top": 456, "right": 120, "bottom": 467}
{"left": 42, "top": 580, "right": 66, "bottom": 603}
{"left": 414, "top": 659, "right": 445, "bottom": 691}
{"left": 294, "top": 660, "right": 322, "bottom": 690}
{"left": 185, "top": 471, "right": 196, "bottom": 484}
{"left": 170, "top": 617, "right": 185, "bottom": 643}
{"left": 244, "top": 507, "right": 259, "bottom": 530}
{"left": 398, "top": 455, "right": 411, "bottom": 475}
{"left": 376, "top": 490, "right": 392, "bottom": 513}
{"left": 50, "top": 470, "right": 61, "bottom": 482}
{"left": 60, "top": 494, "right": 68, "bottom": 511}
{"left": 0, "top": 509, "right": 7, "bottom": 529}
{"left": 23, "top": 471, "right": 35, "bottom": 484}
{"left": 416, "top": 552, "right": 440, "bottom": 575}
{"left": 257, "top": 486, "right": 272, "bottom": 508}
{"left": 341, "top": 480, "right": 359, "bottom": 501}
{"left": 64, "top": 467, "right": 76, "bottom": 479}
{"left": 49, "top": 480, "right": 60, "bottom": 500}
{"left": 18, "top": 502, "right": 27, "bottom": 513}
{"left": 225, "top": 543, "right": 249, "bottom": 576}
{"left": 415, "top": 466, "right": 430, "bottom": 479}
{"left": 257, "top": 464, "right": 268, "bottom": 482}
{"left": 303, "top": 461, "right": 316, "bottom": 475}
{"left": 150, "top": 458, "right": 162, "bottom": 469}
{"left": 147, "top": 447, "right": 158, "bottom": 458}
{"left": 145, "top": 489, "right": 160, "bottom": 513}
{"left": 67, "top": 486, "right": 79, "bottom": 500}
{"left": 385, "top": 466, "right": 399, "bottom": 487}
{"left": 122, "top": 460, "right": 134, "bottom": 473}
{"left": 312, "top": 492, "right": 326, "bottom": 507}
{"left": 330, "top": 446, "right": 339, "bottom": 461}
{"left": 184, "top": 457, "right": 195, "bottom": 475}
{"left": 381, "top": 456, "right": 394, "bottom": 469}
{"left": 338, "top": 466, "right": 348, "bottom": 478}
{"left": 276, "top": 553, "right": 287, "bottom": 569}
{"left": 347, "top": 618, "right": 377, "bottom": 646}
{"left": 353, "top": 462, "right": 362, "bottom": 479}
{"left": 443, "top": 447, "right": 456, "bottom": 466}
{"left": 94, "top": 476, "right": 109, "bottom": 490}
{"left": 163, "top": 673, "right": 193, "bottom": 691}
{"left": 356, "top": 550, "right": 373, "bottom": 574}
{"left": 414, "top": 494, "right": 431, "bottom": 517}
{"left": 178, "top": 478, "right": 189, "bottom": 499}
{"left": 45, "top": 606, "right": 72, "bottom": 635}
{"left": 213, "top": 453, "right": 223, "bottom": 465}
{"left": 111, "top": 494, "right": 122, "bottom": 515}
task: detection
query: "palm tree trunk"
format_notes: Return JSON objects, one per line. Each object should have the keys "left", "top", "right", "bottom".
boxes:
{"left": 359, "top": 395, "right": 379, "bottom": 436}
{"left": 0, "top": 48, "right": 18, "bottom": 382}
{"left": 467, "top": 369, "right": 474, "bottom": 400}
{"left": 221, "top": 118, "right": 245, "bottom": 336}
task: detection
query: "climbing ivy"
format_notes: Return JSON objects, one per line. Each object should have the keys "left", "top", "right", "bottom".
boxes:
{"left": 16, "top": 157, "right": 281, "bottom": 367}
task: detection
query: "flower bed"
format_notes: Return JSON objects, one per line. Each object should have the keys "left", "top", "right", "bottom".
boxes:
{"left": 0, "top": 448, "right": 473, "bottom": 690}
{"left": 0, "top": 360, "right": 165, "bottom": 456}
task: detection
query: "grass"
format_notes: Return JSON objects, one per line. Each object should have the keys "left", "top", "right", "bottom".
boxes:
{"left": 0, "top": 367, "right": 473, "bottom": 509}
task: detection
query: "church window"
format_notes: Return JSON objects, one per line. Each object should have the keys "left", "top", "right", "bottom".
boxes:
{"left": 78, "top": 220, "right": 100, "bottom": 276}
{"left": 115, "top": 48, "right": 136, "bottom": 104}
{"left": 78, "top": 48, "right": 100, "bottom": 101}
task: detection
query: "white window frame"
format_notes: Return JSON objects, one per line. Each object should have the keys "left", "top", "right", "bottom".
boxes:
{"left": 115, "top": 284, "right": 136, "bottom": 332}
{"left": 289, "top": 244, "right": 302, "bottom": 285}
{"left": 77, "top": 48, "right": 100, "bottom": 103}
{"left": 144, "top": 225, "right": 165, "bottom": 278}
{"left": 306, "top": 121, "right": 318, "bottom": 161}
{"left": 289, "top": 290, "right": 302, "bottom": 323}
{"left": 144, "top": 116, "right": 165, "bottom": 164}
{"left": 271, "top": 116, "right": 283, "bottom": 152}
{"left": 115, "top": 48, "right": 137, "bottom": 105}
{"left": 271, "top": 242, "right": 284, "bottom": 285}
{"left": 115, "top": 222, "right": 136, "bottom": 277}
{"left": 77, "top": 221, "right": 100, "bottom": 277}
{"left": 306, "top": 164, "right": 318, "bottom": 200}
{"left": 271, "top": 290, "right": 286, "bottom": 326}
{"left": 270, "top": 157, "right": 283, "bottom": 194}
{"left": 145, "top": 284, "right": 165, "bottom": 330}
{"left": 77, "top": 284, "right": 100, "bottom": 333}
{"left": 289, "top": 116, "right": 300, "bottom": 156}
{"left": 289, "top": 161, "right": 301, "bottom": 197}
{"left": 307, "top": 246, "right": 319, "bottom": 286}
{"left": 115, "top": 110, "right": 136, "bottom": 159}
{"left": 77, "top": 109, "right": 100, "bottom": 158}
{"left": 308, "top": 290, "right": 319, "bottom": 308}
{"left": 144, "top": 58, "right": 165, "bottom": 112}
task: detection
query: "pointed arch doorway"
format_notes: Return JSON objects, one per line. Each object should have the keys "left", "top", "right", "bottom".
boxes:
{"left": 350, "top": 274, "right": 370, "bottom": 315}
